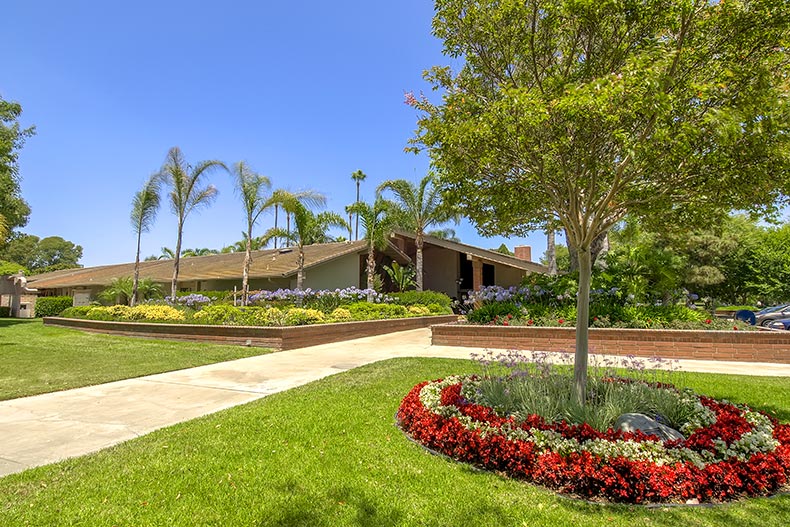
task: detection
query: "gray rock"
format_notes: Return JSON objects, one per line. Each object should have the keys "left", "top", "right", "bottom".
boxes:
{"left": 614, "top": 413, "right": 685, "bottom": 442}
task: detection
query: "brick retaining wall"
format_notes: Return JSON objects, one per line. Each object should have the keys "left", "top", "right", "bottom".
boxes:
{"left": 44, "top": 315, "right": 459, "bottom": 350}
{"left": 431, "top": 324, "right": 790, "bottom": 364}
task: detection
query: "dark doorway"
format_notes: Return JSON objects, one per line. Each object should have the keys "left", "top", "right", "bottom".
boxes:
{"left": 483, "top": 263, "right": 495, "bottom": 286}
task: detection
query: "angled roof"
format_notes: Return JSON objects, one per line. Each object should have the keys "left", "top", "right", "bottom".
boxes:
{"left": 392, "top": 231, "right": 549, "bottom": 274}
{"left": 27, "top": 241, "right": 368, "bottom": 289}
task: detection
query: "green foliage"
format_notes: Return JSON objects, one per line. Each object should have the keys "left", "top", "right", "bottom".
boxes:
{"left": 0, "top": 259, "right": 28, "bottom": 275}
{"left": 60, "top": 306, "right": 93, "bottom": 318}
{"left": 192, "top": 304, "right": 245, "bottom": 325}
{"left": 346, "top": 302, "right": 409, "bottom": 320}
{"left": 328, "top": 307, "right": 353, "bottom": 322}
{"left": 466, "top": 302, "right": 523, "bottom": 324}
{"left": 0, "top": 233, "right": 83, "bottom": 273}
{"left": 382, "top": 261, "right": 416, "bottom": 292}
{"left": 411, "top": 0, "right": 790, "bottom": 399}
{"left": 390, "top": 290, "right": 452, "bottom": 309}
{"left": 283, "top": 308, "right": 325, "bottom": 326}
{"left": 99, "top": 277, "right": 163, "bottom": 306}
{"left": 0, "top": 306, "right": 10, "bottom": 317}
{"left": 0, "top": 96, "right": 34, "bottom": 235}
{"left": 34, "top": 296, "right": 73, "bottom": 317}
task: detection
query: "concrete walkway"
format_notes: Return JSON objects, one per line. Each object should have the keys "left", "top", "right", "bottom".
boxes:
{"left": 2, "top": 328, "right": 790, "bottom": 477}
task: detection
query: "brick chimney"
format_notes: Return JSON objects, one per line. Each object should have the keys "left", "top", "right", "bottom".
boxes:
{"left": 514, "top": 245, "right": 532, "bottom": 262}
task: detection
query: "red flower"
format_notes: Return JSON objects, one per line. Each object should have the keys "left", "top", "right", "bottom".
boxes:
{"left": 527, "top": 319, "right": 534, "bottom": 325}
{"left": 706, "top": 319, "right": 712, "bottom": 324}
{"left": 558, "top": 318, "right": 565, "bottom": 324}
{"left": 733, "top": 326, "right": 739, "bottom": 330}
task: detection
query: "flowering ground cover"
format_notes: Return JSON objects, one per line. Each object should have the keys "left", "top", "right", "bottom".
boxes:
{"left": 1, "top": 358, "right": 788, "bottom": 526}
{"left": 398, "top": 372, "right": 790, "bottom": 504}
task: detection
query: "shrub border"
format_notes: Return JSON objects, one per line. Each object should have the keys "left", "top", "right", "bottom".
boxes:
{"left": 43, "top": 315, "right": 458, "bottom": 350}
{"left": 431, "top": 323, "right": 790, "bottom": 364}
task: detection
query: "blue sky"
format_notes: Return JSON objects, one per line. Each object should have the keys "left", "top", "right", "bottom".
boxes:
{"left": 5, "top": 1, "right": 550, "bottom": 267}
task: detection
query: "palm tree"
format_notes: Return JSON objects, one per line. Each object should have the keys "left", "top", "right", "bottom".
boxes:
{"left": 351, "top": 169, "right": 367, "bottom": 240}
{"left": 158, "top": 247, "right": 175, "bottom": 260}
{"left": 261, "top": 190, "right": 335, "bottom": 291}
{"left": 180, "top": 248, "right": 219, "bottom": 257}
{"left": 159, "top": 147, "right": 227, "bottom": 298}
{"left": 129, "top": 174, "right": 161, "bottom": 306}
{"left": 348, "top": 197, "right": 398, "bottom": 301}
{"left": 427, "top": 228, "right": 460, "bottom": 242}
{"left": 98, "top": 276, "right": 164, "bottom": 305}
{"left": 377, "top": 174, "right": 457, "bottom": 291}
{"left": 232, "top": 161, "right": 273, "bottom": 305}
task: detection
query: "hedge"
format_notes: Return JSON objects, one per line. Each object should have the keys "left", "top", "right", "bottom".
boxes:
{"left": 35, "top": 296, "right": 73, "bottom": 317}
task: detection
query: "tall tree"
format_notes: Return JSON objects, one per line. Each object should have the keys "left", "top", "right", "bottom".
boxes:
{"left": 129, "top": 175, "right": 161, "bottom": 306}
{"left": 378, "top": 174, "right": 457, "bottom": 291}
{"left": 261, "top": 190, "right": 330, "bottom": 291}
{"left": 409, "top": 0, "right": 790, "bottom": 402}
{"left": 232, "top": 161, "right": 272, "bottom": 305}
{"left": 351, "top": 170, "right": 367, "bottom": 240}
{"left": 426, "top": 227, "right": 460, "bottom": 242}
{"left": 348, "top": 197, "right": 398, "bottom": 300}
{"left": 0, "top": 96, "right": 34, "bottom": 236}
{"left": 158, "top": 147, "right": 227, "bottom": 298}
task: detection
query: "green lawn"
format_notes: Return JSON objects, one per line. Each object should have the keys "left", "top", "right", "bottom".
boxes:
{"left": 0, "top": 357, "right": 787, "bottom": 526}
{"left": 0, "top": 319, "right": 273, "bottom": 400}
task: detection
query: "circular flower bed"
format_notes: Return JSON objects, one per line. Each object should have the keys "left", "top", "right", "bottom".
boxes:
{"left": 397, "top": 376, "right": 790, "bottom": 504}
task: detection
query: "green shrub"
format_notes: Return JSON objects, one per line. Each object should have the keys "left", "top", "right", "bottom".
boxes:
{"left": 35, "top": 296, "right": 74, "bottom": 317}
{"left": 85, "top": 306, "right": 128, "bottom": 321}
{"left": 426, "top": 303, "right": 451, "bottom": 315}
{"left": 408, "top": 305, "right": 432, "bottom": 316}
{"left": 283, "top": 308, "right": 325, "bottom": 326}
{"left": 467, "top": 301, "right": 524, "bottom": 324}
{"left": 192, "top": 305, "right": 244, "bottom": 325}
{"left": 60, "top": 306, "right": 93, "bottom": 318}
{"left": 127, "top": 305, "right": 185, "bottom": 322}
{"left": 390, "top": 290, "right": 452, "bottom": 308}
{"left": 346, "top": 302, "right": 409, "bottom": 320}
{"left": 328, "top": 307, "right": 353, "bottom": 322}
{"left": 0, "top": 306, "right": 10, "bottom": 317}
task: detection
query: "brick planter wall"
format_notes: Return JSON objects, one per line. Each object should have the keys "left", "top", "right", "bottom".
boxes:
{"left": 431, "top": 324, "right": 790, "bottom": 364}
{"left": 44, "top": 315, "right": 458, "bottom": 350}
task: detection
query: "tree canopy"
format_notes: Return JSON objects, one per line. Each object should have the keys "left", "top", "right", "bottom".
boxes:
{"left": 409, "top": 0, "right": 790, "bottom": 401}
{"left": 0, "top": 95, "right": 34, "bottom": 237}
{"left": 0, "top": 233, "right": 83, "bottom": 273}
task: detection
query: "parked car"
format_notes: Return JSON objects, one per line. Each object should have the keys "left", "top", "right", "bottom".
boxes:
{"left": 755, "top": 304, "right": 790, "bottom": 326}
{"left": 767, "top": 318, "right": 790, "bottom": 330}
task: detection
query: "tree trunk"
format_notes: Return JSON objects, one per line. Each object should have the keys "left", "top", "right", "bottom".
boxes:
{"left": 274, "top": 205, "right": 279, "bottom": 249}
{"left": 355, "top": 182, "right": 360, "bottom": 241}
{"left": 415, "top": 232, "right": 424, "bottom": 291}
{"left": 547, "top": 229, "right": 557, "bottom": 275}
{"left": 131, "top": 229, "right": 142, "bottom": 307}
{"left": 366, "top": 244, "right": 375, "bottom": 302}
{"left": 296, "top": 245, "right": 305, "bottom": 290}
{"left": 242, "top": 225, "right": 252, "bottom": 305}
{"left": 574, "top": 245, "right": 593, "bottom": 405}
{"left": 171, "top": 224, "right": 183, "bottom": 300}
{"left": 567, "top": 229, "right": 608, "bottom": 271}
{"left": 347, "top": 211, "right": 353, "bottom": 240}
